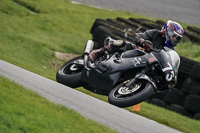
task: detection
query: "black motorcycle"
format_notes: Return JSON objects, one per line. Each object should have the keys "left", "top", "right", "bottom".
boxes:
{"left": 56, "top": 40, "right": 180, "bottom": 107}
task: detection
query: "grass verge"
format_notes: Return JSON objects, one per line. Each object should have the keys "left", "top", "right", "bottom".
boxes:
{"left": 0, "top": 76, "right": 117, "bottom": 133}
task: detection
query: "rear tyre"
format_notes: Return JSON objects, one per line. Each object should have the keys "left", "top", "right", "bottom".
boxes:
{"left": 56, "top": 56, "right": 83, "bottom": 88}
{"left": 108, "top": 80, "right": 154, "bottom": 108}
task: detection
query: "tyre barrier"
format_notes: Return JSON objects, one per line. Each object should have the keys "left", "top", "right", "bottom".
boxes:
{"left": 90, "top": 17, "right": 200, "bottom": 45}
{"left": 150, "top": 98, "right": 168, "bottom": 108}
{"left": 169, "top": 104, "right": 192, "bottom": 117}
{"left": 188, "top": 26, "right": 200, "bottom": 34}
{"left": 174, "top": 74, "right": 186, "bottom": 89}
{"left": 185, "top": 28, "right": 200, "bottom": 44}
{"left": 150, "top": 90, "right": 167, "bottom": 100}
{"left": 163, "top": 88, "right": 186, "bottom": 106}
{"left": 189, "top": 63, "right": 200, "bottom": 82}
{"left": 182, "top": 78, "right": 200, "bottom": 95}
{"left": 90, "top": 17, "right": 200, "bottom": 119}
{"left": 193, "top": 113, "right": 200, "bottom": 120}
{"left": 179, "top": 56, "right": 198, "bottom": 77}
{"left": 184, "top": 95, "right": 200, "bottom": 113}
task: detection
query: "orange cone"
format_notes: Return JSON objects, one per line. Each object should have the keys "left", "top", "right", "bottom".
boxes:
{"left": 132, "top": 103, "right": 141, "bottom": 111}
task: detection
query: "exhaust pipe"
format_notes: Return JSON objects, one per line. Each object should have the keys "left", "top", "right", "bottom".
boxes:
{"left": 83, "top": 40, "right": 94, "bottom": 55}
{"left": 83, "top": 40, "right": 94, "bottom": 69}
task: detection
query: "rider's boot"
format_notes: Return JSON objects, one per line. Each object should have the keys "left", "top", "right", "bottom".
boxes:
{"left": 89, "top": 38, "right": 124, "bottom": 62}
{"left": 89, "top": 45, "right": 112, "bottom": 62}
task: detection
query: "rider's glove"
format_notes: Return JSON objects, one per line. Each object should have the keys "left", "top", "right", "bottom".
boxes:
{"left": 142, "top": 40, "right": 153, "bottom": 52}
{"left": 164, "top": 70, "right": 175, "bottom": 82}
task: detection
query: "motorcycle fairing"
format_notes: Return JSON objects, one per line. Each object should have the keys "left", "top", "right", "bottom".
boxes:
{"left": 81, "top": 55, "right": 123, "bottom": 91}
{"left": 81, "top": 49, "right": 158, "bottom": 91}
{"left": 121, "top": 49, "right": 145, "bottom": 58}
{"left": 120, "top": 49, "right": 158, "bottom": 71}
{"left": 152, "top": 49, "right": 174, "bottom": 73}
{"left": 81, "top": 67, "right": 121, "bottom": 91}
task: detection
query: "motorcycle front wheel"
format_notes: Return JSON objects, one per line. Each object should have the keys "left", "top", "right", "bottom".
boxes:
{"left": 56, "top": 56, "right": 83, "bottom": 88}
{"left": 108, "top": 80, "right": 154, "bottom": 108}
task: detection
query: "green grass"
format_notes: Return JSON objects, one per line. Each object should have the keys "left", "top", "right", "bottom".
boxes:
{"left": 1, "top": 0, "right": 200, "bottom": 133}
{"left": 176, "top": 42, "right": 200, "bottom": 62}
{"left": 0, "top": 0, "right": 141, "bottom": 80}
{"left": 127, "top": 103, "right": 200, "bottom": 133}
{"left": 0, "top": 76, "right": 117, "bottom": 133}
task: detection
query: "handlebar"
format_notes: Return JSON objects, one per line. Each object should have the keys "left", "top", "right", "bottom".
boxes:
{"left": 138, "top": 46, "right": 160, "bottom": 53}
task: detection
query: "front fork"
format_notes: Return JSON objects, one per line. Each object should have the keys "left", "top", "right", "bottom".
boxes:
{"left": 124, "top": 68, "right": 157, "bottom": 92}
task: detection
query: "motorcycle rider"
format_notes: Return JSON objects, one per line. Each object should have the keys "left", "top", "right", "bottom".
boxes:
{"left": 88, "top": 20, "right": 184, "bottom": 85}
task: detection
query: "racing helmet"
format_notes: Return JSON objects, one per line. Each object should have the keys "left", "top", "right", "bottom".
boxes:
{"left": 162, "top": 20, "right": 184, "bottom": 48}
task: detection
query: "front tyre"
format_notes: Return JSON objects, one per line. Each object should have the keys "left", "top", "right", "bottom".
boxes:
{"left": 56, "top": 56, "right": 83, "bottom": 88}
{"left": 108, "top": 80, "right": 154, "bottom": 107}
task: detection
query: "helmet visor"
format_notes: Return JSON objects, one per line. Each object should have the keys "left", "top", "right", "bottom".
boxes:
{"left": 167, "top": 27, "right": 182, "bottom": 46}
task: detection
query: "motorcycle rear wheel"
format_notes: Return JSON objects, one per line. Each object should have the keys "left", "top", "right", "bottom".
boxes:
{"left": 108, "top": 80, "right": 154, "bottom": 108}
{"left": 56, "top": 56, "right": 83, "bottom": 88}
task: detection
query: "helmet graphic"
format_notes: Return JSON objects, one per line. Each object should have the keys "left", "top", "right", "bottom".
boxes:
{"left": 162, "top": 20, "right": 184, "bottom": 48}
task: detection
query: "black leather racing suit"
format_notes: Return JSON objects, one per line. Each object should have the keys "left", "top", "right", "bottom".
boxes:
{"left": 109, "top": 29, "right": 167, "bottom": 52}
{"left": 134, "top": 29, "right": 166, "bottom": 49}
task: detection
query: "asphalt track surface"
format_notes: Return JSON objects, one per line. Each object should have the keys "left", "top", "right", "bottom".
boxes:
{"left": 0, "top": 60, "right": 182, "bottom": 133}
{"left": 71, "top": 0, "right": 200, "bottom": 26}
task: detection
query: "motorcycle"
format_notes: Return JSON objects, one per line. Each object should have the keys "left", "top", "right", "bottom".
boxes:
{"left": 56, "top": 40, "right": 180, "bottom": 107}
